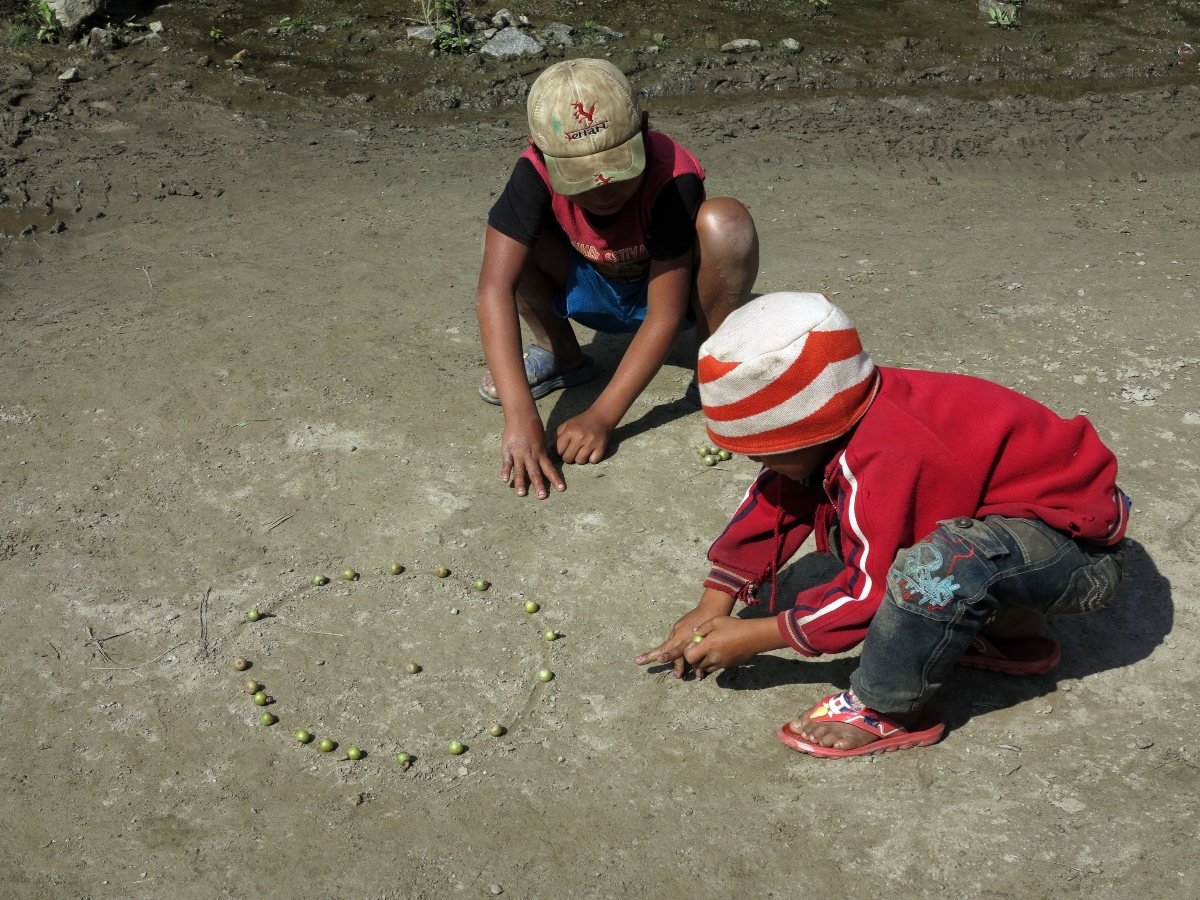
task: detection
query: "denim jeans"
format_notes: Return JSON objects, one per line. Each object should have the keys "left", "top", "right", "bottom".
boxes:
{"left": 850, "top": 516, "right": 1126, "bottom": 714}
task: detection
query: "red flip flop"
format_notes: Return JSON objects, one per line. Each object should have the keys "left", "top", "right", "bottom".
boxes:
{"left": 957, "top": 635, "right": 1061, "bottom": 676}
{"left": 777, "top": 690, "right": 944, "bottom": 758}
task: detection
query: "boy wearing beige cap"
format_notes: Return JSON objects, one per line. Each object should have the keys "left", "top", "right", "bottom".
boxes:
{"left": 476, "top": 58, "right": 759, "bottom": 498}
{"left": 636, "top": 292, "right": 1129, "bottom": 757}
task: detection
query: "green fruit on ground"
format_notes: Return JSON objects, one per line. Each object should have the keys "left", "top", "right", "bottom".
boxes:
{"left": 260, "top": 712, "right": 276, "bottom": 726}
{"left": 295, "top": 730, "right": 312, "bottom": 743}
{"left": 253, "top": 691, "right": 268, "bottom": 706}
{"left": 718, "top": 449, "right": 732, "bottom": 461}
{"left": 319, "top": 738, "right": 335, "bottom": 752}
{"left": 396, "top": 752, "right": 411, "bottom": 765}
{"left": 537, "top": 669, "right": 554, "bottom": 683}
{"left": 233, "top": 657, "right": 249, "bottom": 671}
{"left": 405, "top": 662, "right": 420, "bottom": 674}
{"left": 389, "top": 563, "right": 403, "bottom": 575}
{"left": 448, "top": 741, "right": 464, "bottom": 755}
{"left": 544, "top": 630, "right": 557, "bottom": 642}
{"left": 342, "top": 568, "right": 357, "bottom": 581}
{"left": 247, "top": 608, "right": 260, "bottom": 622}
{"left": 346, "top": 746, "right": 362, "bottom": 760}
{"left": 473, "top": 578, "right": 489, "bottom": 591}
{"left": 243, "top": 679, "right": 260, "bottom": 694}
{"left": 435, "top": 566, "right": 450, "bottom": 578}
{"left": 524, "top": 601, "right": 539, "bottom": 614}
{"left": 702, "top": 455, "right": 718, "bottom": 466}
{"left": 488, "top": 724, "right": 504, "bottom": 737}
{"left": 313, "top": 574, "right": 328, "bottom": 586}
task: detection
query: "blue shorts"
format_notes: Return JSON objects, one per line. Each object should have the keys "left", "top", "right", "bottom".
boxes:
{"left": 553, "top": 248, "right": 694, "bottom": 335}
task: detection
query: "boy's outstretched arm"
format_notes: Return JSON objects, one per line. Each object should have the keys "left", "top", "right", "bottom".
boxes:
{"left": 476, "top": 225, "right": 566, "bottom": 499}
{"left": 551, "top": 251, "right": 692, "bottom": 465}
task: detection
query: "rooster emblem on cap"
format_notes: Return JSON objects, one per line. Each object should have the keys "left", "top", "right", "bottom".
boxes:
{"left": 571, "top": 102, "right": 596, "bottom": 125}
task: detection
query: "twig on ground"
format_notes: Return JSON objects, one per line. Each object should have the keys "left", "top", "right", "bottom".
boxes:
{"left": 1005, "top": 764, "right": 1022, "bottom": 776}
{"left": 47, "top": 641, "right": 61, "bottom": 660}
{"left": 199, "top": 586, "right": 211, "bottom": 656}
{"left": 262, "top": 513, "right": 293, "bottom": 533}
{"left": 87, "top": 641, "right": 192, "bottom": 672}
{"left": 139, "top": 265, "right": 153, "bottom": 289}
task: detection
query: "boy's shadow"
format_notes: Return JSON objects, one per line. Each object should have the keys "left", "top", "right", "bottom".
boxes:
{"left": 709, "top": 541, "right": 1174, "bottom": 732}
{"left": 544, "top": 332, "right": 699, "bottom": 455}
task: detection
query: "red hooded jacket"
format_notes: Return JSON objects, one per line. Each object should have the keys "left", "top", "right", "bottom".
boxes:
{"left": 704, "top": 367, "right": 1129, "bottom": 657}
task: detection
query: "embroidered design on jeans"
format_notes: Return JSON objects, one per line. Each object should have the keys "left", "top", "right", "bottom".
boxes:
{"left": 898, "top": 543, "right": 960, "bottom": 610}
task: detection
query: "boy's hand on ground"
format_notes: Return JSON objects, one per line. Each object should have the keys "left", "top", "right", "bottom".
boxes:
{"left": 551, "top": 410, "right": 612, "bottom": 465}
{"left": 683, "top": 616, "right": 784, "bottom": 678}
{"left": 635, "top": 589, "right": 737, "bottom": 678}
{"left": 501, "top": 417, "right": 565, "bottom": 499}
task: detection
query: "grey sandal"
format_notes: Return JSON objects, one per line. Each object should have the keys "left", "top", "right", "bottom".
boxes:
{"left": 479, "top": 345, "right": 597, "bottom": 406}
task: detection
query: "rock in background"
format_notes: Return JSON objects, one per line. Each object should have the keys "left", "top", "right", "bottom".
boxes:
{"left": 45, "top": 0, "right": 106, "bottom": 40}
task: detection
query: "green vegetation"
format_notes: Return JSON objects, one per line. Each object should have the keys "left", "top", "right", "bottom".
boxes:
{"left": 277, "top": 16, "right": 315, "bottom": 35}
{"left": 7, "top": 1, "right": 57, "bottom": 45}
{"left": 989, "top": 7, "right": 1018, "bottom": 28}
{"left": 431, "top": 0, "right": 473, "bottom": 53}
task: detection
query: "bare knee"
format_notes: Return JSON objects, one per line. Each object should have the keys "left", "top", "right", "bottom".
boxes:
{"left": 695, "top": 197, "right": 758, "bottom": 259}
{"left": 693, "top": 198, "right": 759, "bottom": 312}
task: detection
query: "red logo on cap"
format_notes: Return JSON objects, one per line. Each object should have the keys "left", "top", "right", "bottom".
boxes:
{"left": 593, "top": 173, "right": 612, "bottom": 185}
{"left": 571, "top": 102, "right": 596, "bottom": 125}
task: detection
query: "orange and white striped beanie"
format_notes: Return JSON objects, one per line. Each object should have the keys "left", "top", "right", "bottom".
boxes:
{"left": 699, "top": 292, "right": 879, "bottom": 456}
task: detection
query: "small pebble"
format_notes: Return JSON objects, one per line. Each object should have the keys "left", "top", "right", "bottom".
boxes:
{"left": 490, "top": 885, "right": 504, "bottom": 895}
{"left": 1135, "top": 737, "right": 1154, "bottom": 749}
{"left": 450, "top": 608, "right": 459, "bottom": 615}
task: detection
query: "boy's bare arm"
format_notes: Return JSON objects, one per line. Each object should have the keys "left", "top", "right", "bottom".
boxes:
{"left": 475, "top": 225, "right": 566, "bottom": 499}
{"left": 552, "top": 250, "right": 693, "bottom": 465}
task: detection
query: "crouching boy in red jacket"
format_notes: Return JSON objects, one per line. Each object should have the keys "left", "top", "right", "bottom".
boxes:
{"left": 636, "top": 292, "right": 1128, "bottom": 757}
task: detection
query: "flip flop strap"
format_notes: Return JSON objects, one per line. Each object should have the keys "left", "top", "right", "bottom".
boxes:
{"left": 968, "top": 635, "right": 1002, "bottom": 658}
{"left": 808, "top": 690, "right": 904, "bottom": 739}
{"left": 522, "top": 345, "right": 572, "bottom": 386}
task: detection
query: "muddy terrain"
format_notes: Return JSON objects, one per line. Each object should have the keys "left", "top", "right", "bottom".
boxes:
{"left": 2, "top": 0, "right": 1199, "bottom": 897}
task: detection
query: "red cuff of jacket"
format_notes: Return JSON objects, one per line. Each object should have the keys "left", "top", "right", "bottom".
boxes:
{"left": 704, "top": 565, "right": 761, "bottom": 604}
{"left": 777, "top": 610, "right": 820, "bottom": 657}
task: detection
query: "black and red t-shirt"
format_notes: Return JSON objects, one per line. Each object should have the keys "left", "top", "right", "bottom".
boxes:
{"left": 488, "top": 130, "right": 706, "bottom": 282}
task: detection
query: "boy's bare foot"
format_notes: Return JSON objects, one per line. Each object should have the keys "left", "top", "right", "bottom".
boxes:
{"left": 785, "top": 701, "right": 923, "bottom": 752}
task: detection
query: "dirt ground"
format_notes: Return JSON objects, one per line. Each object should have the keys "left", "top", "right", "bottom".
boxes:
{"left": 2, "top": 1, "right": 1200, "bottom": 898}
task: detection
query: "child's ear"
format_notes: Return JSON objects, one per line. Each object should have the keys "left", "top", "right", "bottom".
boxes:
{"left": 526, "top": 136, "right": 536, "bottom": 146}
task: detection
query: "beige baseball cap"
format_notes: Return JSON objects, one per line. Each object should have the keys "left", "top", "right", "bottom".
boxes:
{"left": 526, "top": 59, "right": 645, "bottom": 196}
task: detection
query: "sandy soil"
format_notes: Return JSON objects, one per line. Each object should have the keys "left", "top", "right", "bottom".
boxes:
{"left": 2, "top": 3, "right": 1200, "bottom": 898}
